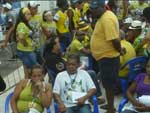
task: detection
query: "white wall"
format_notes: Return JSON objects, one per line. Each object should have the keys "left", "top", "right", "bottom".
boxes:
{"left": 21, "top": 1, "right": 57, "bottom": 14}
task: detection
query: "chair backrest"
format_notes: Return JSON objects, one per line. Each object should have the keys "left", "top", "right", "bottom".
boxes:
{"left": 120, "top": 56, "right": 147, "bottom": 97}
{"left": 128, "top": 56, "right": 147, "bottom": 82}
{"left": 4, "top": 92, "right": 51, "bottom": 113}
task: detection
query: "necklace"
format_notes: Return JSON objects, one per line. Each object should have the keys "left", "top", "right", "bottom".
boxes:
{"left": 67, "top": 71, "right": 78, "bottom": 89}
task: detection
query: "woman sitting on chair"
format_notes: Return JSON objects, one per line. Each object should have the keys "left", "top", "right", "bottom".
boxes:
{"left": 121, "top": 58, "right": 150, "bottom": 113}
{"left": 11, "top": 65, "right": 52, "bottom": 113}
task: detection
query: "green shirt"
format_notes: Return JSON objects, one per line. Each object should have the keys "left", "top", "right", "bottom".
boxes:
{"left": 16, "top": 22, "right": 34, "bottom": 52}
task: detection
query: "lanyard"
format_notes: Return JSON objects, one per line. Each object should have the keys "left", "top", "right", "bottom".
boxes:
{"left": 67, "top": 71, "right": 78, "bottom": 89}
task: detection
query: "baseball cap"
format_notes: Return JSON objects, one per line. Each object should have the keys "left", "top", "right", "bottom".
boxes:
{"left": 78, "top": 21, "right": 89, "bottom": 31}
{"left": 2, "top": 3, "right": 12, "bottom": 10}
{"left": 90, "top": 0, "right": 105, "bottom": 9}
{"left": 28, "top": 1, "right": 40, "bottom": 8}
{"left": 123, "top": 17, "right": 133, "bottom": 24}
{"left": 71, "top": 0, "right": 83, "bottom": 4}
{"left": 129, "top": 20, "right": 142, "bottom": 30}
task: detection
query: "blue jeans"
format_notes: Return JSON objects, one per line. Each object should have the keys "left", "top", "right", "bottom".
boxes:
{"left": 59, "top": 32, "right": 72, "bottom": 52}
{"left": 65, "top": 104, "right": 92, "bottom": 113}
{"left": 17, "top": 50, "right": 38, "bottom": 68}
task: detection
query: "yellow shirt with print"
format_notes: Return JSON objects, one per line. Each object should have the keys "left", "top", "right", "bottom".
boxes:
{"left": 119, "top": 40, "right": 136, "bottom": 77}
{"left": 41, "top": 21, "right": 57, "bottom": 44}
{"left": 90, "top": 11, "right": 120, "bottom": 61}
{"left": 68, "top": 7, "right": 78, "bottom": 29}
{"left": 69, "top": 38, "right": 84, "bottom": 54}
{"left": 29, "top": 14, "right": 42, "bottom": 48}
{"left": 54, "top": 10, "right": 69, "bottom": 33}
{"left": 30, "top": 14, "right": 42, "bottom": 30}
{"left": 16, "top": 22, "right": 34, "bottom": 52}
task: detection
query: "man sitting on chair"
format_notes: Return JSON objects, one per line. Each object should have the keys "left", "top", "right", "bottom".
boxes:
{"left": 53, "top": 54, "right": 96, "bottom": 113}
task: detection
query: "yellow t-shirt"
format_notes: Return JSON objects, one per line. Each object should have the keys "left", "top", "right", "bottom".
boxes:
{"left": 130, "top": 2, "right": 148, "bottom": 10}
{"left": 54, "top": 10, "right": 69, "bottom": 33}
{"left": 82, "top": 35, "right": 90, "bottom": 48}
{"left": 75, "top": 8, "right": 81, "bottom": 22}
{"left": 82, "top": 2, "right": 89, "bottom": 16}
{"left": 41, "top": 21, "right": 57, "bottom": 43}
{"left": 16, "top": 22, "right": 34, "bottom": 52}
{"left": 29, "top": 14, "right": 42, "bottom": 30}
{"left": 90, "top": 11, "right": 120, "bottom": 61}
{"left": 68, "top": 7, "right": 78, "bottom": 29}
{"left": 119, "top": 40, "right": 136, "bottom": 77}
{"left": 69, "top": 38, "right": 84, "bottom": 54}
{"left": 29, "top": 14, "right": 43, "bottom": 48}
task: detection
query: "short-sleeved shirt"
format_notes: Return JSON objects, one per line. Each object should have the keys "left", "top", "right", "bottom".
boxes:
{"left": 44, "top": 52, "right": 65, "bottom": 74}
{"left": 68, "top": 38, "right": 84, "bottom": 55}
{"left": 16, "top": 22, "right": 34, "bottom": 52}
{"left": 134, "top": 73, "right": 150, "bottom": 96}
{"left": 29, "top": 14, "right": 42, "bottom": 48}
{"left": 119, "top": 40, "right": 136, "bottom": 77}
{"left": 90, "top": 11, "right": 120, "bottom": 61}
{"left": 41, "top": 21, "right": 57, "bottom": 43}
{"left": 54, "top": 10, "right": 69, "bottom": 33}
{"left": 53, "top": 69, "right": 96, "bottom": 107}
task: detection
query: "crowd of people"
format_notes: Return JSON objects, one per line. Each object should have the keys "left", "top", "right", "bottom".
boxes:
{"left": 1, "top": 0, "right": 150, "bottom": 113}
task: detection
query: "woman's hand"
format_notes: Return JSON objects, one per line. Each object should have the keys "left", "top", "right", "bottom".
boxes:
{"left": 135, "top": 105, "right": 148, "bottom": 112}
{"left": 20, "top": 39, "right": 28, "bottom": 47}
{"left": 132, "top": 100, "right": 145, "bottom": 107}
{"left": 32, "top": 81, "right": 44, "bottom": 96}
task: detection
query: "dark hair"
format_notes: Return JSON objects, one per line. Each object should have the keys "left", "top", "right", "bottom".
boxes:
{"left": 42, "top": 10, "right": 48, "bottom": 22}
{"left": 31, "top": 64, "right": 44, "bottom": 74}
{"left": 43, "top": 34, "right": 58, "bottom": 57}
{"left": 143, "top": 7, "right": 150, "bottom": 23}
{"left": 14, "top": 8, "right": 32, "bottom": 40}
{"left": 57, "top": 0, "right": 68, "bottom": 8}
{"left": 67, "top": 54, "right": 80, "bottom": 64}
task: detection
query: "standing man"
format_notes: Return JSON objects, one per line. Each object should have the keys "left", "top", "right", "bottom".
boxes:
{"left": 90, "top": 0, "right": 124, "bottom": 113}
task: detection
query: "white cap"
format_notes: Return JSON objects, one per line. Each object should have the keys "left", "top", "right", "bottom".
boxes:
{"left": 28, "top": 1, "right": 40, "bottom": 8}
{"left": 2, "top": 3, "right": 12, "bottom": 10}
{"left": 123, "top": 17, "right": 133, "bottom": 24}
{"left": 129, "top": 20, "right": 142, "bottom": 30}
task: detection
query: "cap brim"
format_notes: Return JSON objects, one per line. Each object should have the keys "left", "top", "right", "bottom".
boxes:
{"left": 129, "top": 26, "right": 141, "bottom": 30}
{"left": 79, "top": 25, "right": 89, "bottom": 31}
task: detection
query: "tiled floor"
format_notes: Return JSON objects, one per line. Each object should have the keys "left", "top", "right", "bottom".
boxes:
{"left": 0, "top": 65, "right": 123, "bottom": 113}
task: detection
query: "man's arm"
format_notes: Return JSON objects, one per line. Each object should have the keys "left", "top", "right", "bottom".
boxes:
{"left": 112, "top": 39, "right": 126, "bottom": 55}
{"left": 2, "top": 25, "right": 15, "bottom": 48}
{"left": 53, "top": 93, "right": 66, "bottom": 113}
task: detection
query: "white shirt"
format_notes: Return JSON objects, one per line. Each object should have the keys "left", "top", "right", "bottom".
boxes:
{"left": 53, "top": 69, "right": 96, "bottom": 107}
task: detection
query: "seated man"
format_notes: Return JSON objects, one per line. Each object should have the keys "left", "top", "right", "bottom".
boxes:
{"left": 53, "top": 54, "right": 96, "bottom": 113}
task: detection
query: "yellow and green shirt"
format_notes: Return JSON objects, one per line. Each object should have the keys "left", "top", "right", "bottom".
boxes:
{"left": 41, "top": 21, "right": 57, "bottom": 43}
{"left": 17, "top": 81, "right": 43, "bottom": 113}
{"left": 16, "top": 22, "right": 34, "bottom": 52}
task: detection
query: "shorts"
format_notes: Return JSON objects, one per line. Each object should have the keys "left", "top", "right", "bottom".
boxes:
{"left": 98, "top": 56, "right": 120, "bottom": 89}
{"left": 17, "top": 50, "right": 38, "bottom": 68}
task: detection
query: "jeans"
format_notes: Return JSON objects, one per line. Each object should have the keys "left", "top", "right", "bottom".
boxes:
{"left": 59, "top": 32, "right": 72, "bottom": 52}
{"left": 17, "top": 50, "right": 38, "bottom": 68}
{"left": 65, "top": 104, "right": 92, "bottom": 113}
